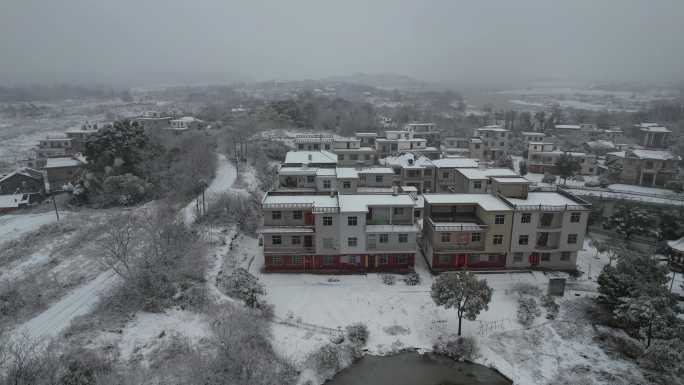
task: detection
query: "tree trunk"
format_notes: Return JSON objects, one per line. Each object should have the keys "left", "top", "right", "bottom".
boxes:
{"left": 457, "top": 314, "right": 463, "bottom": 336}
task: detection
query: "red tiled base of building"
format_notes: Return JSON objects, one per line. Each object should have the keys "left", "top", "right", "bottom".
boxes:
{"left": 263, "top": 253, "right": 415, "bottom": 273}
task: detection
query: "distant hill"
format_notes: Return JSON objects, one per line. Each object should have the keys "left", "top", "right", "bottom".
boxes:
{"left": 324, "top": 73, "right": 437, "bottom": 91}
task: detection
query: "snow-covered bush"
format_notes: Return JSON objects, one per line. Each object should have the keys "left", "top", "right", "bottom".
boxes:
{"left": 598, "top": 176, "right": 610, "bottom": 188}
{"left": 383, "top": 325, "right": 410, "bottom": 336}
{"left": 585, "top": 180, "right": 601, "bottom": 188}
{"left": 512, "top": 282, "right": 542, "bottom": 297}
{"left": 541, "top": 295, "right": 559, "bottom": 319}
{"left": 330, "top": 332, "right": 345, "bottom": 344}
{"left": 638, "top": 339, "right": 684, "bottom": 372}
{"left": 381, "top": 274, "right": 396, "bottom": 285}
{"left": 403, "top": 270, "right": 421, "bottom": 286}
{"left": 542, "top": 172, "right": 557, "bottom": 184}
{"left": 346, "top": 323, "right": 369, "bottom": 346}
{"left": 517, "top": 297, "right": 541, "bottom": 327}
{"left": 594, "top": 325, "right": 644, "bottom": 359}
{"left": 665, "top": 180, "right": 684, "bottom": 193}
{"left": 573, "top": 175, "right": 585, "bottom": 182}
{"left": 433, "top": 335, "right": 478, "bottom": 361}
{"left": 101, "top": 173, "right": 153, "bottom": 206}
{"left": 219, "top": 268, "right": 266, "bottom": 308}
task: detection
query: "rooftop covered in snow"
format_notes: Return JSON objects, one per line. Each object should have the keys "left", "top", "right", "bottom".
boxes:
{"left": 284, "top": 151, "right": 338, "bottom": 165}
{"left": 423, "top": 194, "right": 511, "bottom": 211}
{"left": 44, "top": 157, "right": 83, "bottom": 169}
{"left": 457, "top": 168, "right": 519, "bottom": 180}
{"left": 502, "top": 192, "right": 590, "bottom": 210}
{"left": 338, "top": 194, "right": 417, "bottom": 212}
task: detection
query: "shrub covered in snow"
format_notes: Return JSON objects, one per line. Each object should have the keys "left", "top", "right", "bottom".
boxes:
{"left": 541, "top": 172, "right": 557, "bottom": 184}
{"left": 219, "top": 267, "right": 266, "bottom": 308}
{"left": 638, "top": 339, "right": 684, "bottom": 373}
{"left": 541, "top": 295, "right": 560, "bottom": 320}
{"left": 665, "top": 180, "right": 684, "bottom": 193}
{"left": 381, "top": 274, "right": 396, "bottom": 285}
{"left": 403, "top": 270, "right": 421, "bottom": 286}
{"left": 346, "top": 323, "right": 369, "bottom": 346}
{"left": 433, "top": 335, "right": 478, "bottom": 361}
{"left": 512, "top": 282, "right": 542, "bottom": 297}
{"left": 517, "top": 297, "right": 541, "bottom": 327}
{"left": 594, "top": 325, "right": 644, "bottom": 359}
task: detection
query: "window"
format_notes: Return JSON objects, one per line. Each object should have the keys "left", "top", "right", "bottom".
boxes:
{"left": 271, "top": 235, "right": 282, "bottom": 245}
{"left": 424, "top": 169, "right": 433, "bottom": 176}
{"left": 441, "top": 233, "right": 451, "bottom": 242}
{"left": 365, "top": 154, "right": 371, "bottom": 160}
{"left": 323, "top": 216, "right": 333, "bottom": 226}
{"left": 471, "top": 233, "right": 481, "bottom": 242}
{"left": 272, "top": 211, "right": 282, "bottom": 220}
{"left": 521, "top": 213, "right": 531, "bottom": 223}
{"left": 343, "top": 181, "right": 351, "bottom": 189}
{"left": 291, "top": 236, "right": 301, "bottom": 245}
{"left": 442, "top": 172, "right": 449, "bottom": 179}
{"left": 292, "top": 256, "right": 303, "bottom": 265}
{"left": 379, "top": 234, "right": 389, "bottom": 243}
{"left": 350, "top": 154, "right": 358, "bottom": 160}
{"left": 488, "top": 255, "right": 497, "bottom": 262}
{"left": 379, "top": 255, "right": 388, "bottom": 264}
{"left": 348, "top": 216, "right": 357, "bottom": 226}
{"left": 306, "top": 176, "right": 315, "bottom": 183}
{"left": 473, "top": 181, "right": 482, "bottom": 189}
{"left": 495, "top": 215, "right": 505, "bottom": 225}
{"left": 493, "top": 235, "right": 503, "bottom": 245}
{"left": 344, "top": 255, "right": 359, "bottom": 264}
{"left": 513, "top": 252, "right": 523, "bottom": 262}
{"left": 347, "top": 237, "right": 358, "bottom": 247}
{"left": 570, "top": 212, "right": 581, "bottom": 223}
{"left": 468, "top": 254, "right": 480, "bottom": 264}
{"left": 375, "top": 175, "right": 383, "bottom": 183}
{"left": 398, "top": 234, "right": 408, "bottom": 243}
{"left": 561, "top": 252, "right": 571, "bottom": 261}
{"left": 393, "top": 207, "right": 404, "bottom": 216}
{"left": 323, "top": 180, "right": 331, "bottom": 189}
{"left": 541, "top": 253, "right": 550, "bottom": 261}
{"left": 293, "top": 210, "right": 303, "bottom": 220}
{"left": 338, "top": 154, "right": 345, "bottom": 160}
{"left": 323, "top": 255, "right": 334, "bottom": 265}
{"left": 271, "top": 256, "right": 282, "bottom": 265}
{"left": 475, "top": 144, "right": 480, "bottom": 149}
{"left": 323, "top": 238, "right": 334, "bottom": 249}
{"left": 439, "top": 254, "right": 451, "bottom": 264}
{"left": 518, "top": 235, "right": 529, "bottom": 245}
{"left": 567, "top": 234, "right": 578, "bottom": 244}
{"left": 396, "top": 255, "right": 408, "bottom": 264}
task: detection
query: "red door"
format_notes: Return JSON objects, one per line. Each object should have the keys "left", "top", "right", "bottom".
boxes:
{"left": 304, "top": 212, "right": 314, "bottom": 225}
{"left": 457, "top": 254, "right": 466, "bottom": 267}
{"left": 304, "top": 255, "right": 314, "bottom": 270}
{"left": 529, "top": 252, "right": 540, "bottom": 266}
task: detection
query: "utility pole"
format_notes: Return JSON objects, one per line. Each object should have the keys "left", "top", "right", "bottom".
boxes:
{"left": 52, "top": 194, "right": 60, "bottom": 222}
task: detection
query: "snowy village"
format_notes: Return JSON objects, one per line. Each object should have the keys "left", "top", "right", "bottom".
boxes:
{"left": 1, "top": 2, "right": 684, "bottom": 385}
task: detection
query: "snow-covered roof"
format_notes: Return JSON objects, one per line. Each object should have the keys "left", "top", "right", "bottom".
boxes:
{"left": 0, "top": 168, "right": 42, "bottom": 183}
{"left": 335, "top": 168, "right": 359, "bottom": 179}
{"left": 607, "top": 149, "right": 677, "bottom": 160}
{"left": 0, "top": 194, "right": 29, "bottom": 209}
{"left": 355, "top": 132, "right": 378, "bottom": 137}
{"left": 284, "top": 151, "right": 338, "bottom": 165}
{"left": 278, "top": 167, "right": 317, "bottom": 176}
{"left": 172, "top": 116, "right": 202, "bottom": 123}
{"left": 491, "top": 177, "right": 530, "bottom": 184}
{"left": 366, "top": 224, "right": 419, "bottom": 233}
{"left": 640, "top": 126, "right": 670, "bottom": 133}
{"left": 431, "top": 158, "right": 479, "bottom": 168}
{"left": 381, "top": 154, "right": 433, "bottom": 169}
{"left": 333, "top": 147, "right": 375, "bottom": 152}
{"left": 470, "top": 138, "right": 483, "bottom": 143}
{"left": 586, "top": 140, "right": 616, "bottom": 150}
{"left": 44, "top": 157, "right": 83, "bottom": 169}
{"left": 356, "top": 187, "right": 394, "bottom": 194}
{"left": 262, "top": 194, "right": 338, "bottom": 209}
{"left": 636, "top": 122, "right": 659, "bottom": 128}
{"left": 338, "top": 194, "right": 417, "bottom": 212}
{"left": 555, "top": 124, "right": 581, "bottom": 130}
{"left": 503, "top": 192, "right": 588, "bottom": 209}
{"left": 357, "top": 167, "right": 394, "bottom": 175}
{"left": 667, "top": 237, "right": 684, "bottom": 253}
{"left": 476, "top": 125, "right": 509, "bottom": 132}
{"left": 457, "top": 168, "right": 518, "bottom": 180}
{"left": 423, "top": 194, "right": 511, "bottom": 211}
{"left": 521, "top": 131, "right": 544, "bottom": 136}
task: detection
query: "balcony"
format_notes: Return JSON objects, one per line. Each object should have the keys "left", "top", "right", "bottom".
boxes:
{"left": 427, "top": 216, "right": 487, "bottom": 232}
{"left": 434, "top": 243, "right": 486, "bottom": 252}
{"left": 537, "top": 213, "right": 563, "bottom": 230}
{"left": 367, "top": 218, "right": 414, "bottom": 226}
{"left": 263, "top": 245, "right": 316, "bottom": 254}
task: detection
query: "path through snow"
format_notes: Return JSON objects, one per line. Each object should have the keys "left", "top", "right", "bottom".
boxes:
{"left": 11, "top": 154, "right": 238, "bottom": 343}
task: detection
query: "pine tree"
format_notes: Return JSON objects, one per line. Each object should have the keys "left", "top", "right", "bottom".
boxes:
{"left": 555, "top": 152, "right": 581, "bottom": 184}
{"left": 608, "top": 205, "right": 655, "bottom": 240}
{"left": 431, "top": 270, "right": 492, "bottom": 336}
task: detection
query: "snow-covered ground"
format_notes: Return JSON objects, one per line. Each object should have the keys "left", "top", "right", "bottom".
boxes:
{"left": 0, "top": 211, "right": 67, "bottom": 244}
{"left": 226, "top": 233, "right": 642, "bottom": 385}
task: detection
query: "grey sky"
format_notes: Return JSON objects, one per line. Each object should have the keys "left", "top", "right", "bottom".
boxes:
{"left": 1, "top": 0, "right": 683, "bottom": 86}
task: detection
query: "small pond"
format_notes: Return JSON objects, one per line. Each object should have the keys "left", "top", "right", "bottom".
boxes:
{"left": 326, "top": 352, "right": 512, "bottom": 385}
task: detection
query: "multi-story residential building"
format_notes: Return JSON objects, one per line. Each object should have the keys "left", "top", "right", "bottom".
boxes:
{"left": 134, "top": 111, "right": 174, "bottom": 130}
{"left": 295, "top": 134, "right": 334, "bottom": 151}
{"left": 43, "top": 156, "right": 84, "bottom": 192}
{"left": 442, "top": 137, "right": 471, "bottom": 157}
{"left": 166, "top": 116, "right": 204, "bottom": 133}
{"left": 499, "top": 188, "right": 591, "bottom": 270}
{"left": 472, "top": 125, "right": 511, "bottom": 161}
{"left": 606, "top": 148, "right": 679, "bottom": 187}
{"left": 282, "top": 151, "right": 337, "bottom": 168}
{"left": 636, "top": 124, "right": 671, "bottom": 148}
{"left": 521, "top": 132, "right": 545, "bottom": 143}
{"left": 35, "top": 136, "right": 73, "bottom": 159}
{"left": 421, "top": 194, "right": 513, "bottom": 271}
{"left": 355, "top": 132, "right": 378, "bottom": 148}
{"left": 381, "top": 154, "right": 479, "bottom": 193}
{"left": 404, "top": 122, "right": 440, "bottom": 147}
{"left": 601, "top": 128, "right": 623, "bottom": 142}
{"left": 260, "top": 192, "right": 420, "bottom": 273}
{"left": 332, "top": 138, "right": 376, "bottom": 166}
{"left": 450, "top": 168, "right": 520, "bottom": 193}
{"left": 65, "top": 122, "right": 101, "bottom": 153}
{"left": 527, "top": 143, "right": 598, "bottom": 175}
{"left": 277, "top": 166, "right": 395, "bottom": 194}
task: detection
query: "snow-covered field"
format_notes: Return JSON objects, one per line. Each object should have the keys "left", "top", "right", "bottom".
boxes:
{"left": 0, "top": 211, "right": 66, "bottom": 244}
{"left": 227, "top": 235, "right": 642, "bottom": 385}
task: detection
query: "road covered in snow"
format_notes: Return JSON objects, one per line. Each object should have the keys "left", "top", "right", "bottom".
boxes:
{"left": 9, "top": 153, "right": 238, "bottom": 343}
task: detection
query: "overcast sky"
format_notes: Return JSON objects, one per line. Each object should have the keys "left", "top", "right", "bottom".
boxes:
{"left": 1, "top": 0, "right": 683, "bottom": 87}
